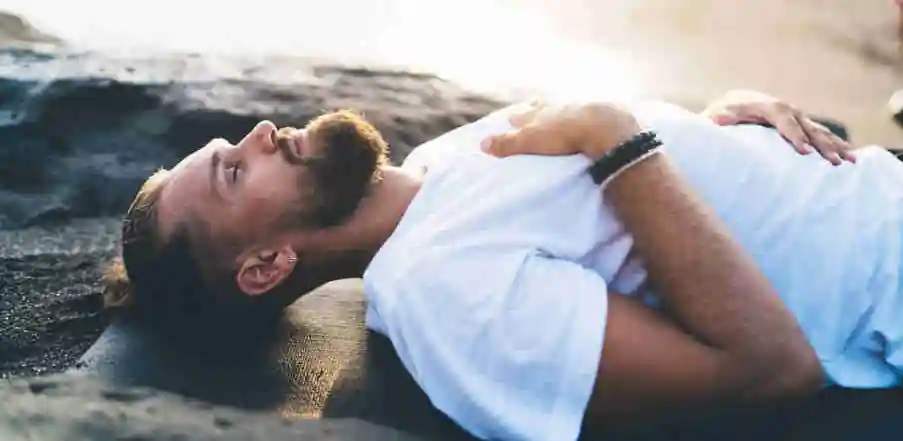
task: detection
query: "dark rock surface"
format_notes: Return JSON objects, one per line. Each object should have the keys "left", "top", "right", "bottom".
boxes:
{"left": 0, "top": 45, "right": 502, "bottom": 379}
{"left": 0, "top": 373, "right": 426, "bottom": 441}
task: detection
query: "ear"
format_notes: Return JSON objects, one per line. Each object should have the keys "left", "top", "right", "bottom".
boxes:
{"left": 235, "top": 245, "right": 297, "bottom": 297}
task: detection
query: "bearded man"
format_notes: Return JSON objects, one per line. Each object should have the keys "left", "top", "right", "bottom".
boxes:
{"left": 103, "top": 89, "right": 902, "bottom": 441}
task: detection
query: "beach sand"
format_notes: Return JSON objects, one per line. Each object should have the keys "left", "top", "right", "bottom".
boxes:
{"left": 530, "top": 0, "right": 901, "bottom": 147}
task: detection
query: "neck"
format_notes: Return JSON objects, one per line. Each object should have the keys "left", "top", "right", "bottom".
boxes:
{"left": 295, "top": 165, "right": 423, "bottom": 283}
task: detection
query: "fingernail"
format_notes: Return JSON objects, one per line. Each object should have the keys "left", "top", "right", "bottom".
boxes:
{"left": 480, "top": 137, "right": 493, "bottom": 153}
{"left": 803, "top": 143, "right": 815, "bottom": 153}
{"left": 714, "top": 114, "right": 734, "bottom": 125}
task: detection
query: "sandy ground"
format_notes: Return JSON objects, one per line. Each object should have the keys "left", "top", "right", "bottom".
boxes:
{"left": 525, "top": 0, "right": 901, "bottom": 147}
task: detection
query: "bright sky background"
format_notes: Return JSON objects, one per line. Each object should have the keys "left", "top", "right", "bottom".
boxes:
{"left": 1, "top": 0, "right": 647, "bottom": 99}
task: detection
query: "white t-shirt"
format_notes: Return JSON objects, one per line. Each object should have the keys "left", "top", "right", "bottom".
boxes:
{"left": 362, "top": 101, "right": 903, "bottom": 441}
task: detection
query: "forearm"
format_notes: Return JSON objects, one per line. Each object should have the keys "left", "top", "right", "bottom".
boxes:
{"left": 603, "top": 153, "right": 822, "bottom": 397}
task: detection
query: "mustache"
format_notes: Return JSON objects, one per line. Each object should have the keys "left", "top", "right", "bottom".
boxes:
{"left": 274, "top": 127, "right": 320, "bottom": 167}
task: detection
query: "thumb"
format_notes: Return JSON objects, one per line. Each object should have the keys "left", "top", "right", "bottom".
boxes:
{"left": 481, "top": 130, "right": 523, "bottom": 158}
{"left": 712, "top": 111, "right": 741, "bottom": 126}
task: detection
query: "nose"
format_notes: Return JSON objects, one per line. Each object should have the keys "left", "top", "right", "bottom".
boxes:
{"left": 237, "top": 120, "right": 278, "bottom": 154}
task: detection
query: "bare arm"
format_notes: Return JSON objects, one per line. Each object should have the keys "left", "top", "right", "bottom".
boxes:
{"left": 482, "top": 102, "right": 824, "bottom": 426}
{"left": 588, "top": 153, "right": 822, "bottom": 424}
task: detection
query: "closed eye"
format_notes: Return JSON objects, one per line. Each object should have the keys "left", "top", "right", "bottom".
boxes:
{"left": 224, "top": 162, "right": 242, "bottom": 184}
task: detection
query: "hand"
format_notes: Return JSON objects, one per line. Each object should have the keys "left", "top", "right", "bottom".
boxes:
{"left": 480, "top": 101, "right": 642, "bottom": 161}
{"left": 702, "top": 90, "right": 855, "bottom": 165}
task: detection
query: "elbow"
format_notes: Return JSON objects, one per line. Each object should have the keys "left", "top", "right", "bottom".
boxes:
{"left": 733, "top": 351, "right": 824, "bottom": 401}
{"left": 776, "top": 353, "right": 825, "bottom": 397}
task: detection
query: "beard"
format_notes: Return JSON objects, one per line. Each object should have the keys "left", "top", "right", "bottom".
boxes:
{"left": 277, "top": 110, "right": 389, "bottom": 228}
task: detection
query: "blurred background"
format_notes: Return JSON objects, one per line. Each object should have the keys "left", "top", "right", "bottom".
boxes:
{"left": 3, "top": 0, "right": 900, "bottom": 146}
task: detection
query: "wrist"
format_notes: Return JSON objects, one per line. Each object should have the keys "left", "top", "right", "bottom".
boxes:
{"left": 587, "top": 130, "right": 663, "bottom": 186}
{"left": 581, "top": 123, "right": 643, "bottom": 161}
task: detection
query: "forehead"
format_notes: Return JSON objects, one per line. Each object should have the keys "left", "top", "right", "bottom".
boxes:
{"left": 156, "top": 138, "right": 227, "bottom": 239}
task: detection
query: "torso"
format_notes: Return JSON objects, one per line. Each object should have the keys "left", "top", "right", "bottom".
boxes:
{"left": 365, "top": 100, "right": 903, "bottom": 390}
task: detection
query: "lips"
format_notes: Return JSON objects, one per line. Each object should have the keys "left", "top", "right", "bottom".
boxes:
{"left": 291, "top": 130, "right": 307, "bottom": 158}
{"left": 275, "top": 128, "right": 314, "bottom": 166}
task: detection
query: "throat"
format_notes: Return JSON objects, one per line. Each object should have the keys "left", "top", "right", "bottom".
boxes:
{"left": 308, "top": 165, "right": 422, "bottom": 279}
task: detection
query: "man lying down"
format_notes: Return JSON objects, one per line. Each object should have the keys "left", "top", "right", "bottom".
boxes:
{"left": 102, "top": 89, "right": 900, "bottom": 441}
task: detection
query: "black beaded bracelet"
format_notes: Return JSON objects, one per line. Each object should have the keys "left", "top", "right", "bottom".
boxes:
{"left": 588, "top": 131, "right": 663, "bottom": 185}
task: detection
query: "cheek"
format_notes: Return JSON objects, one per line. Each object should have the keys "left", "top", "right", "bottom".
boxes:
{"left": 243, "top": 158, "right": 315, "bottom": 221}
{"left": 243, "top": 177, "right": 307, "bottom": 224}
{"left": 244, "top": 185, "right": 287, "bottom": 217}
{"left": 258, "top": 157, "right": 309, "bottom": 193}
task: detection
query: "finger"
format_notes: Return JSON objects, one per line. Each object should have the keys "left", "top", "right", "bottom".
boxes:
{"left": 817, "top": 126, "right": 853, "bottom": 150}
{"left": 722, "top": 103, "right": 769, "bottom": 124}
{"left": 828, "top": 134, "right": 857, "bottom": 163}
{"left": 481, "top": 127, "right": 542, "bottom": 158}
{"left": 812, "top": 134, "right": 843, "bottom": 165}
{"left": 711, "top": 111, "right": 742, "bottom": 126}
{"left": 823, "top": 151, "right": 843, "bottom": 166}
{"left": 480, "top": 133, "right": 510, "bottom": 156}
{"left": 481, "top": 124, "right": 559, "bottom": 158}
{"left": 839, "top": 148, "right": 857, "bottom": 163}
{"left": 802, "top": 121, "right": 844, "bottom": 165}
{"left": 817, "top": 128, "right": 855, "bottom": 163}
{"left": 773, "top": 113, "right": 812, "bottom": 154}
{"left": 806, "top": 121, "right": 852, "bottom": 150}
{"left": 481, "top": 130, "right": 535, "bottom": 158}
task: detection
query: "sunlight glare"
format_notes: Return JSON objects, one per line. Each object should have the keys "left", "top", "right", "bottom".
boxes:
{"left": 2, "top": 0, "right": 646, "bottom": 100}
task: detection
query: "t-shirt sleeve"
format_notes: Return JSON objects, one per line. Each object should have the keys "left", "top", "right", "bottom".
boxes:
{"left": 381, "top": 252, "right": 609, "bottom": 441}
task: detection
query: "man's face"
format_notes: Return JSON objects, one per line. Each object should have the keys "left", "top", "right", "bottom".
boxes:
{"left": 157, "top": 121, "right": 314, "bottom": 258}
{"left": 155, "top": 113, "right": 385, "bottom": 297}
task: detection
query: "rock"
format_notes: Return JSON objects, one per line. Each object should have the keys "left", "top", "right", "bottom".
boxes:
{"left": 0, "top": 373, "right": 426, "bottom": 441}
{"left": 0, "top": 47, "right": 503, "bottom": 230}
{"left": 0, "top": 11, "right": 62, "bottom": 46}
